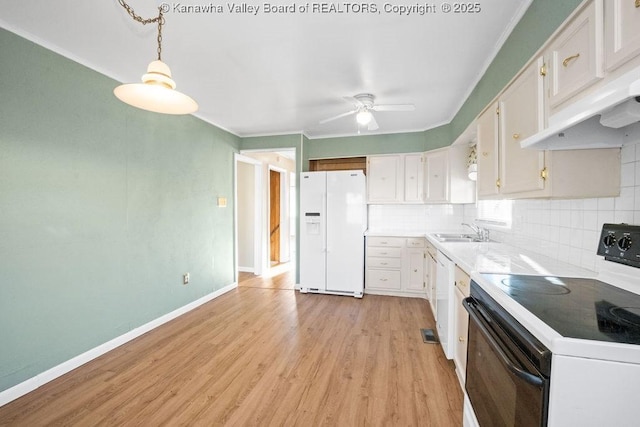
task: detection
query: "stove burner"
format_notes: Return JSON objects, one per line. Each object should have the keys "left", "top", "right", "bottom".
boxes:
{"left": 609, "top": 306, "right": 640, "bottom": 328}
{"left": 499, "top": 277, "right": 571, "bottom": 295}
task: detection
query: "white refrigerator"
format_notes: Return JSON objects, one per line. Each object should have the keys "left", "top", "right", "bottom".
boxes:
{"left": 299, "top": 170, "right": 367, "bottom": 298}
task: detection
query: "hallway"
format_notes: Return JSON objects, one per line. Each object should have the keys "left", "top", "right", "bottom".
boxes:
{"left": 238, "top": 263, "right": 295, "bottom": 290}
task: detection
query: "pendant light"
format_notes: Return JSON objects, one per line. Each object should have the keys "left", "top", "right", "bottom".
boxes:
{"left": 113, "top": 0, "right": 198, "bottom": 115}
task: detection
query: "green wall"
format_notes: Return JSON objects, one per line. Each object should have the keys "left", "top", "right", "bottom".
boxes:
{"left": 0, "top": 28, "right": 240, "bottom": 393}
{"left": 449, "top": 0, "right": 583, "bottom": 140}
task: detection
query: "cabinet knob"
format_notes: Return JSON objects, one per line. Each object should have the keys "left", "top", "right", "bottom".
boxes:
{"left": 459, "top": 280, "right": 467, "bottom": 287}
{"left": 381, "top": 262, "right": 388, "bottom": 265}
{"left": 512, "top": 133, "right": 520, "bottom": 140}
{"left": 458, "top": 336, "right": 465, "bottom": 342}
{"left": 414, "top": 269, "right": 418, "bottom": 273}
{"left": 562, "top": 53, "right": 580, "bottom": 67}
{"left": 381, "top": 278, "right": 388, "bottom": 282}
{"left": 482, "top": 151, "right": 489, "bottom": 157}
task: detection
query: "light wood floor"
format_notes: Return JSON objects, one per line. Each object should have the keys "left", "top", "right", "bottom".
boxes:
{"left": 0, "top": 272, "right": 463, "bottom": 426}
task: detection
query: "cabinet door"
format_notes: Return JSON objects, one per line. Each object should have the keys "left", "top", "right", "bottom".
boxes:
{"left": 453, "top": 287, "right": 469, "bottom": 383}
{"left": 604, "top": 0, "right": 640, "bottom": 71}
{"left": 406, "top": 249, "right": 425, "bottom": 291}
{"left": 426, "top": 248, "right": 437, "bottom": 315}
{"left": 424, "top": 150, "right": 449, "bottom": 202}
{"left": 367, "top": 155, "right": 402, "bottom": 203}
{"left": 476, "top": 102, "right": 500, "bottom": 197}
{"left": 404, "top": 154, "right": 424, "bottom": 203}
{"left": 547, "top": 0, "right": 603, "bottom": 109}
{"left": 499, "top": 59, "right": 546, "bottom": 195}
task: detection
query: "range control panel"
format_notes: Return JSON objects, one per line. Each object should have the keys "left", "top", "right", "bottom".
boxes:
{"left": 598, "top": 223, "right": 640, "bottom": 268}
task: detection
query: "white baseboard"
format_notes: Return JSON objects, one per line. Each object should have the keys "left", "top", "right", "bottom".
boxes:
{"left": 364, "top": 289, "right": 428, "bottom": 299}
{"left": 238, "top": 266, "right": 254, "bottom": 273}
{"left": 0, "top": 282, "right": 238, "bottom": 408}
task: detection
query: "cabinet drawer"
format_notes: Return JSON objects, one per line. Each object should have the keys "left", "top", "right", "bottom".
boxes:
{"left": 367, "top": 257, "right": 402, "bottom": 269}
{"left": 367, "top": 236, "right": 404, "bottom": 247}
{"left": 547, "top": 0, "right": 603, "bottom": 109}
{"left": 367, "top": 247, "right": 402, "bottom": 258}
{"left": 455, "top": 266, "right": 471, "bottom": 298}
{"left": 366, "top": 269, "right": 402, "bottom": 290}
{"left": 406, "top": 238, "right": 425, "bottom": 248}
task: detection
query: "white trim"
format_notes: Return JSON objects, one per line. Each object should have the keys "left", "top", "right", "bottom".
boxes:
{"left": 235, "top": 153, "right": 264, "bottom": 277}
{"left": 0, "top": 282, "right": 237, "bottom": 408}
{"left": 238, "top": 266, "right": 254, "bottom": 273}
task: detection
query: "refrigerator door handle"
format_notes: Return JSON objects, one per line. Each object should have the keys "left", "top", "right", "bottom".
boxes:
{"left": 322, "top": 192, "right": 327, "bottom": 252}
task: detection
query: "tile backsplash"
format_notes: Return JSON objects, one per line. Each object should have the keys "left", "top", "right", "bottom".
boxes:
{"left": 370, "top": 127, "right": 640, "bottom": 273}
{"left": 368, "top": 204, "right": 466, "bottom": 233}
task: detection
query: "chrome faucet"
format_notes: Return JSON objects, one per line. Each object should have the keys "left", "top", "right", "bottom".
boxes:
{"left": 462, "top": 223, "right": 490, "bottom": 242}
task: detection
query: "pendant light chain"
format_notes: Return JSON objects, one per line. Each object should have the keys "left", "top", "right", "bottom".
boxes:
{"left": 117, "top": 0, "right": 164, "bottom": 60}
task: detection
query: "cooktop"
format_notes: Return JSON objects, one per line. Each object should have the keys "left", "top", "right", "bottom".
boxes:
{"left": 482, "top": 273, "right": 640, "bottom": 345}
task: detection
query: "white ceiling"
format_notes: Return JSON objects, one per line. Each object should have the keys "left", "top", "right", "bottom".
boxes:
{"left": 0, "top": 0, "right": 531, "bottom": 139}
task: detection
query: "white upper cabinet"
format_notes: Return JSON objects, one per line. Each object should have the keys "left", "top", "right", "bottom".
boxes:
{"left": 476, "top": 102, "right": 500, "bottom": 198}
{"left": 476, "top": 59, "right": 547, "bottom": 198}
{"left": 424, "top": 149, "right": 449, "bottom": 202}
{"left": 368, "top": 150, "right": 473, "bottom": 204}
{"left": 366, "top": 155, "right": 403, "bottom": 203}
{"left": 424, "top": 146, "right": 475, "bottom": 204}
{"left": 404, "top": 153, "right": 425, "bottom": 203}
{"left": 604, "top": 0, "right": 640, "bottom": 72}
{"left": 546, "top": 0, "right": 604, "bottom": 111}
{"left": 475, "top": 55, "right": 620, "bottom": 200}
{"left": 499, "top": 57, "right": 546, "bottom": 195}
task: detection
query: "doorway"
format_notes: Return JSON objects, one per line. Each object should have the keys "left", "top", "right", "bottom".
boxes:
{"left": 235, "top": 149, "right": 297, "bottom": 289}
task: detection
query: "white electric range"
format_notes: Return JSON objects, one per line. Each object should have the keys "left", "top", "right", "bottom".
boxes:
{"left": 465, "top": 223, "right": 640, "bottom": 427}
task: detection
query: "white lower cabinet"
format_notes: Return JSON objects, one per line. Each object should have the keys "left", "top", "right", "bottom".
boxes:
{"left": 453, "top": 266, "right": 470, "bottom": 387}
{"left": 365, "top": 236, "right": 427, "bottom": 298}
{"left": 425, "top": 242, "right": 438, "bottom": 315}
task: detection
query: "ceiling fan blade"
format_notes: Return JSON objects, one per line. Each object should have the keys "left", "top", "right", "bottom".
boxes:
{"left": 368, "top": 114, "right": 379, "bottom": 131}
{"left": 372, "top": 104, "right": 415, "bottom": 112}
{"left": 319, "top": 109, "right": 357, "bottom": 124}
{"left": 343, "top": 96, "right": 364, "bottom": 107}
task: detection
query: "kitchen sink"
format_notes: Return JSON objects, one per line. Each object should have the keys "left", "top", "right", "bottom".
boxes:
{"left": 433, "top": 233, "right": 481, "bottom": 243}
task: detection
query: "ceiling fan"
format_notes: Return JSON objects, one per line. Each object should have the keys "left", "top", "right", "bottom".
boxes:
{"left": 319, "top": 93, "right": 415, "bottom": 131}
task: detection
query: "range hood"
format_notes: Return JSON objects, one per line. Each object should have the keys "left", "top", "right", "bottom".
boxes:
{"left": 520, "top": 65, "right": 640, "bottom": 150}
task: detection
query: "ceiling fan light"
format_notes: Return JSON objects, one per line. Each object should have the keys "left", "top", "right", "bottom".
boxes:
{"left": 114, "top": 60, "right": 198, "bottom": 115}
{"left": 356, "top": 110, "right": 372, "bottom": 125}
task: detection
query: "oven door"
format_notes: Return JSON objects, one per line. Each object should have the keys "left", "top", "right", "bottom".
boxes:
{"left": 464, "top": 297, "right": 549, "bottom": 427}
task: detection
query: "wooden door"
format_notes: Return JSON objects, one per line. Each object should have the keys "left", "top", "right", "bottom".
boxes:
{"left": 269, "top": 169, "right": 280, "bottom": 264}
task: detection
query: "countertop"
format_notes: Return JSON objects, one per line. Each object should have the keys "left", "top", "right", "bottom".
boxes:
{"left": 424, "top": 233, "right": 640, "bottom": 364}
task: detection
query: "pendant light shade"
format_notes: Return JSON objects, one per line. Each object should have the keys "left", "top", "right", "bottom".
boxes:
{"left": 114, "top": 60, "right": 198, "bottom": 115}
{"left": 114, "top": 1, "right": 198, "bottom": 115}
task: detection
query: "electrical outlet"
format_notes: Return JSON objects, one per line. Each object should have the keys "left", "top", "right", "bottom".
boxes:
{"left": 183, "top": 273, "right": 190, "bottom": 285}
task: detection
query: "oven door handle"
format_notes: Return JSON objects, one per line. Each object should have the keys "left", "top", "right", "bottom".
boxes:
{"left": 463, "top": 297, "right": 544, "bottom": 387}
